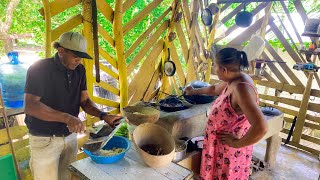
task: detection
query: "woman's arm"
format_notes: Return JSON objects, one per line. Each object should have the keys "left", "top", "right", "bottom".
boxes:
{"left": 184, "top": 82, "right": 227, "bottom": 96}
{"left": 233, "top": 83, "right": 268, "bottom": 147}
{"left": 218, "top": 83, "right": 267, "bottom": 148}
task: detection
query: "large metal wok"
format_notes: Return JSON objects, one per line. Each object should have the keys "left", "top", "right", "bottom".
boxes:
{"left": 183, "top": 81, "right": 217, "bottom": 104}
{"left": 158, "top": 93, "right": 192, "bottom": 112}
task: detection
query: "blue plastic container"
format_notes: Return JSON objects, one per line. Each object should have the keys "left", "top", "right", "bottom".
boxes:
{"left": 0, "top": 52, "right": 28, "bottom": 108}
{"left": 84, "top": 136, "right": 131, "bottom": 164}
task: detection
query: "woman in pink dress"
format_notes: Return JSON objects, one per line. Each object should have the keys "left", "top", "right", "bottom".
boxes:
{"left": 184, "top": 48, "right": 267, "bottom": 180}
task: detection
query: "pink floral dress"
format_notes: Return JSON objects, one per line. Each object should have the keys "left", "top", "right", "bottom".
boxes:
{"left": 200, "top": 82, "right": 258, "bottom": 180}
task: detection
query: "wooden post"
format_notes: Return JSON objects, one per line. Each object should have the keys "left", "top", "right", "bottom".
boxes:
{"left": 292, "top": 72, "right": 314, "bottom": 143}
{"left": 205, "top": 8, "right": 220, "bottom": 83}
{"left": 42, "top": 0, "right": 52, "bottom": 58}
{"left": 0, "top": 89, "right": 21, "bottom": 179}
{"left": 114, "top": 0, "right": 128, "bottom": 108}
{"left": 258, "top": 2, "right": 272, "bottom": 90}
{"left": 185, "top": 0, "right": 198, "bottom": 84}
{"left": 82, "top": 0, "right": 95, "bottom": 99}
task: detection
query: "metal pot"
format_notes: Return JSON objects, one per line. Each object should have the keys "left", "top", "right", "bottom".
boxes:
{"left": 183, "top": 81, "right": 217, "bottom": 104}
{"left": 173, "top": 140, "right": 187, "bottom": 162}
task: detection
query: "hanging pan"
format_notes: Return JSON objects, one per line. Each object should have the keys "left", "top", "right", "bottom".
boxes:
{"left": 201, "top": 3, "right": 219, "bottom": 26}
{"left": 235, "top": 3, "right": 253, "bottom": 28}
{"left": 201, "top": 8, "right": 213, "bottom": 26}
{"left": 164, "top": 48, "right": 176, "bottom": 76}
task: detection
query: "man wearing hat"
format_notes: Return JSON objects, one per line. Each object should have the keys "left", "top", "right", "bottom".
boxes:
{"left": 24, "top": 32, "right": 122, "bottom": 180}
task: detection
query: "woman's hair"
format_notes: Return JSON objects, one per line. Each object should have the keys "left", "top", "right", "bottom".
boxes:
{"left": 215, "top": 47, "right": 249, "bottom": 71}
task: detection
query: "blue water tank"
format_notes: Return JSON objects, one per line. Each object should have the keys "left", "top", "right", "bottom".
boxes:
{"left": 0, "top": 52, "right": 28, "bottom": 108}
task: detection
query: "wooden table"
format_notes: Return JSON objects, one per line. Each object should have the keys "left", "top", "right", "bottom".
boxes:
{"left": 69, "top": 145, "right": 193, "bottom": 180}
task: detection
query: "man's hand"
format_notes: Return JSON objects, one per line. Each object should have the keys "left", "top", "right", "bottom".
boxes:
{"left": 102, "top": 114, "right": 123, "bottom": 127}
{"left": 65, "top": 114, "right": 85, "bottom": 133}
{"left": 217, "top": 131, "right": 241, "bottom": 148}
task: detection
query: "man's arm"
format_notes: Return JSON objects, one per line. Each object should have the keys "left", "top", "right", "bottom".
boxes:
{"left": 24, "top": 93, "right": 85, "bottom": 133}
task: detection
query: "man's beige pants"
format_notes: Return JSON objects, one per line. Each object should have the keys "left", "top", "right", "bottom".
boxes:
{"left": 29, "top": 133, "right": 77, "bottom": 180}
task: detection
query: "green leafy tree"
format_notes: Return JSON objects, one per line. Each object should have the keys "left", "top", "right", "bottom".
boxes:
{"left": 0, "top": 0, "right": 20, "bottom": 54}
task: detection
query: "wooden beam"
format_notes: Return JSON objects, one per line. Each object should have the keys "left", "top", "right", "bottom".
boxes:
{"left": 128, "top": 40, "right": 163, "bottom": 103}
{"left": 92, "top": 96, "right": 120, "bottom": 108}
{"left": 99, "top": 47, "right": 118, "bottom": 69}
{"left": 113, "top": 0, "right": 128, "bottom": 109}
{"left": 262, "top": 70, "right": 277, "bottom": 82}
{"left": 272, "top": 6, "right": 305, "bottom": 62}
{"left": 42, "top": 0, "right": 52, "bottom": 58}
{"left": 307, "top": 101, "right": 320, "bottom": 113}
{"left": 127, "top": 21, "right": 168, "bottom": 75}
{"left": 82, "top": 0, "right": 95, "bottom": 98}
{"left": 255, "top": 80, "right": 305, "bottom": 94}
{"left": 98, "top": 24, "right": 115, "bottom": 48}
{"left": 261, "top": 52, "right": 289, "bottom": 84}
{"left": 269, "top": 21, "right": 303, "bottom": 64}
{"left": 293, "top": 0, "right": 307, "bottom": 22}
{"left": 301, "top": 134, "right": 320, "bottom": 145}
{"left": 310, "top": 89, "right": 320, "bottom": 97}
{"left": 51, "top": 14, "right": 83, "bottom": 41}
{"left": 170, "top": 44, "right": 186, "bottom": 87}
{"left": 143, "top": 65, "right": 161, "bottom": 102}
{"left": 292, "top": 73, "right": 314, "bottom": 143}
{"left": 220, "top": 3, "right": 231, "bottom": 13}
{"left": 123, "top": 0, "right": 163, "bottom": 34}
{"left": 181, "top": 0, "right": 191, "bottom": 35}
{"left": 280, "top": 1, "right": 304, "bottom": 45}
{"left": 282, "top": 139, "right": 319, "bottom": 155}
{"left": 97, "top": 0, "right": 114, "bottom": 23}
{"left": 94, "top": 81, "right": 120, "bottom": 96}
{"left": 259, "top": 94, "right": 301, "bottom": 108}
{"left": 39, "top": 0, "right": 81, "bottom": 18}
{"left": 305, "top": 122, "right": 320, "bottom": 131}
{"left": 264, "top": 42, "right": 304, "bottom": 86}
{"left": 306, "top": 114, "right": 320, "bottom": 124}
{"left": 228, "top": 16, "right": 268, "bottom": 45}
{"left": 123, "top": 0, "right": 136, "bottom": 12}
{"left": 125, "top": 8, "right": 170, "bottom": 57}
{"left": 175, "top": 22, "right": 189, "bottom": 62}
{"left": 99, "top": 62, "right": 119, "bottom": 80}
{"left": 220, "top": 3, "right": 243, "bottom": 24}
{"left": 185, "top": 0, "right": 198, "bottom": 83}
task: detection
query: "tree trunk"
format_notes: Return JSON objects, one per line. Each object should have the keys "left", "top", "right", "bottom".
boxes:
{"left": 0, "top": 0, "right": 20, "bottom": 54}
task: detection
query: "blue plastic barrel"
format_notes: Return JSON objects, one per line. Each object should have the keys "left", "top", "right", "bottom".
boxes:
{"left": 0, "top": 52, "right": 28, "bottom": 108}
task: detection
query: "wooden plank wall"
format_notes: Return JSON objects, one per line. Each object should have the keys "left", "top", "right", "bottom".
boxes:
{"left": 1, "top": 3, "right": 319, "bottom": 180}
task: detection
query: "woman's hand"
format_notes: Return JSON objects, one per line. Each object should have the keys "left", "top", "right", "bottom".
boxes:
{"left": 183, "top": 86, "right": 194, "bottom": 95}
{"left": 217, "top": 131, "right": 241, "bottom": 148}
